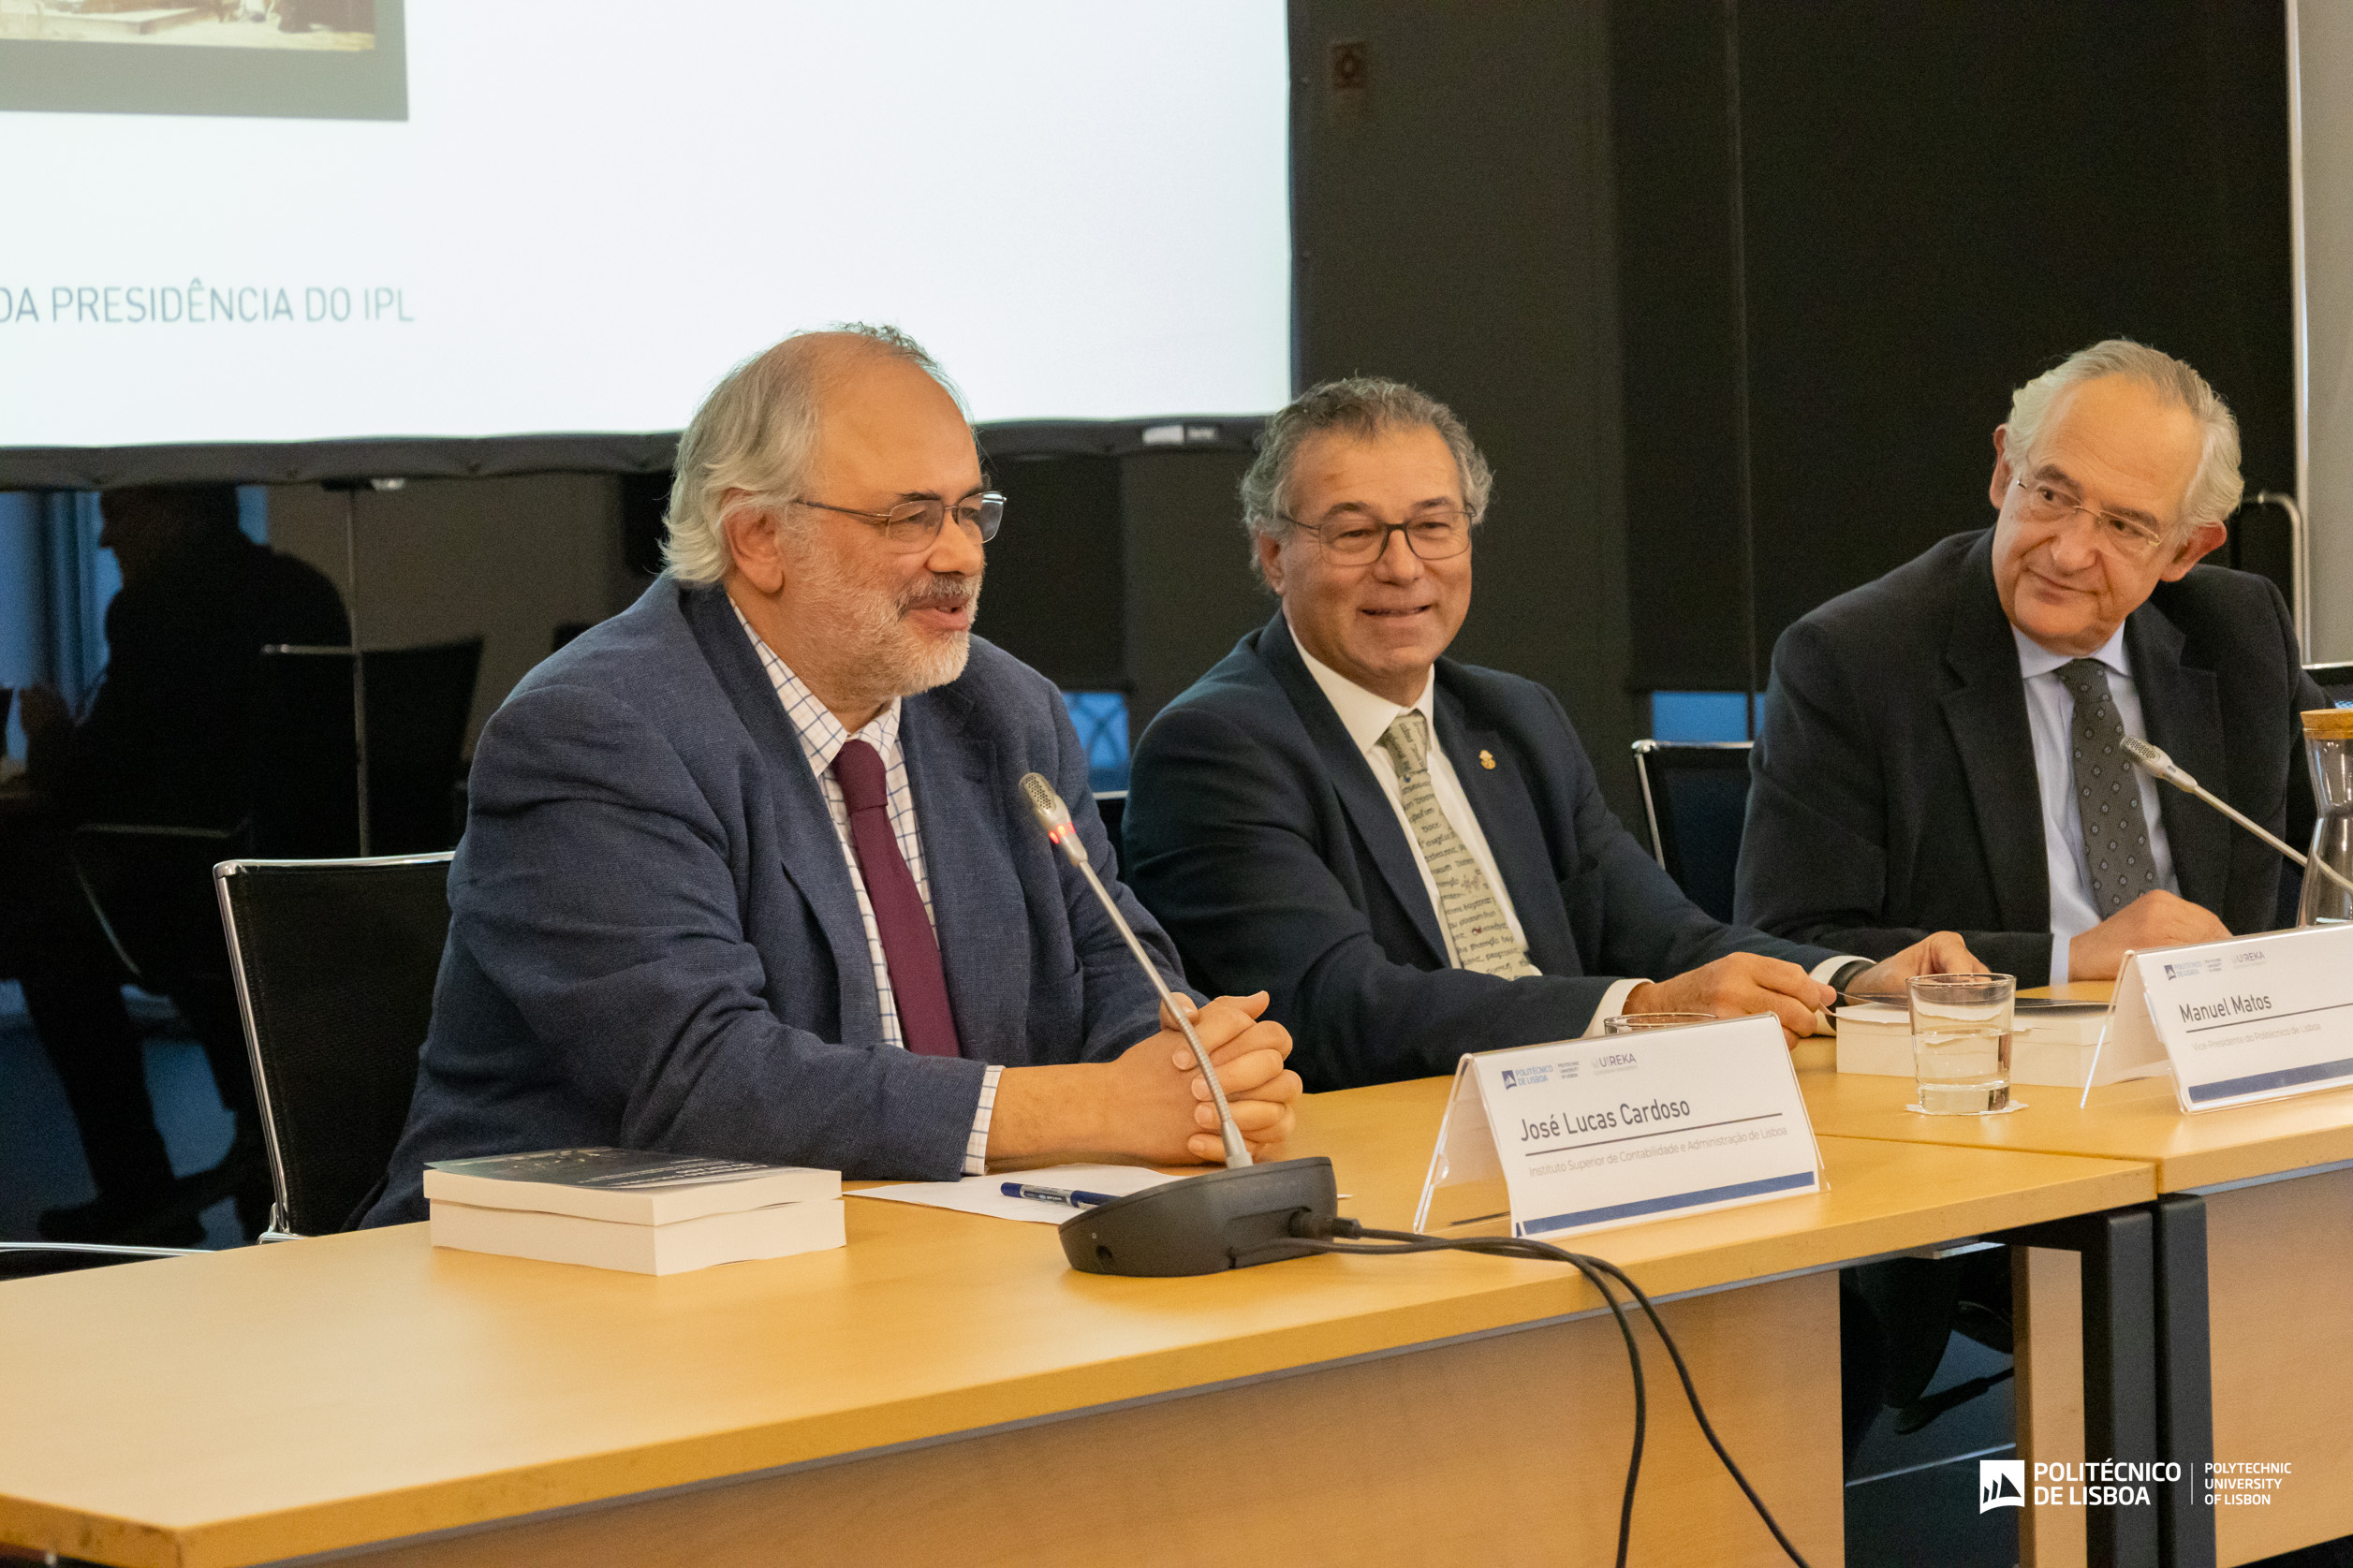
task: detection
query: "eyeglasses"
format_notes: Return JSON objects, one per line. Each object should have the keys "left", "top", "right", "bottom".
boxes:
{"left": 2009, "top": 476, "right": 2169, "bottom": 563}
{"left": 1287, "top": 508, "right": 1472, "bottom": 564}
{"left": 791, "top": 491, "right": 1005, "bottom": 550}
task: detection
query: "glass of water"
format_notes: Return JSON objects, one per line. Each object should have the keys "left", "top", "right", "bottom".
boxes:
{"left": 1907, "top": 974, "right": 2015, "bottom": 1114}
{"left": 1601, "top": 1012, "right": 1717, "bottom": 1034}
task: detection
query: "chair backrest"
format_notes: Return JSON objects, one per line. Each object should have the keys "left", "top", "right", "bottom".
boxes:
{"left": 1095, "top": 789, "right": 1126, "bottom": 874}
{"left": 2308, "top": 663, "right": 2353, "bottom": 711}
{"left": 255, "top": 639, "right": 484, "bottom": 857}
{"left": 1631, "top": 740, "right": 1755, "bottom": 925}
{"left": 71, "top": 822, "right": 247, "bottom": 994}
{"left": 214, "top": 853, "right": 453, "bottom": 1237}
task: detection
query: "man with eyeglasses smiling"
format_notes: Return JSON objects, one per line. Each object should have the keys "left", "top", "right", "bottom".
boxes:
{"left": 1122, "top": 377, "right": 1974, "bottom": 1092}
{"left": 1737, "top": 339, "right": 2324, "bottom": 987}
{"left": 362, "top": 326, "right": 1298, "bottom": 1225}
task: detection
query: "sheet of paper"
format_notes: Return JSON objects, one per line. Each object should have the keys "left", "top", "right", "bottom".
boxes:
{"left": 848, "top": 1164, "right": 1184, "bottom": 1224}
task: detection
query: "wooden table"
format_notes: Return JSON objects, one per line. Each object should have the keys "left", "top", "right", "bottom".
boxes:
{"left": 1803, "top": 984, "right": 2353, "bottom": 1566}
{"left": 0, "top": 1078, "right": 2155, "bottom": 1568}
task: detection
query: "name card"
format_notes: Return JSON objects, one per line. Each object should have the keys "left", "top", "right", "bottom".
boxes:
{"left": 2087, "top": 924, "right": 2353, "bottom": 1111}
{"left": 1415, "top": 1015, "right": 1824, "bottom": 1241}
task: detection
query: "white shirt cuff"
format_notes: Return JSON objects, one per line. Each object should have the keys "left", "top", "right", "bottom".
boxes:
{"left": 1581, "top": 977, "right": 1650, "bottom": 1038}
{"left": 1811, "top": 955, "right": 1869, "bottom": 987}
{"left": 2050, "top": 933, "right": 2071, "bottom": 989}
{"left": 963, "top": 1062, "right": 1003, "bottom": 1177}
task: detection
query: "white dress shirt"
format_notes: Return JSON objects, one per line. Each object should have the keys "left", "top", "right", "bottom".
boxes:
{"left": 736, "top": 606, "right": 998, "bottom": 1174}
{"left": 1292, "top": 637, "right": 1654, "bottom": 1032}
{"left": 1295, "top": 631, "right": 1861, "bottom": 1027}
{"left": 2012, "top": 623, "right": 2180, "bottom": 987}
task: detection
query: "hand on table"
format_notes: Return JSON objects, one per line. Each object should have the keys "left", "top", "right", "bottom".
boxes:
{"left": 1625, "top": 953, "right": 1831, "bottom": 1048}
{"left": 2067, "top": 890, "right": 2228, "bottom": 981}
{"left": 1846, "top": 931, "right": 1984, "bottom": 996}
{"left": 1147, "top": 991, "right": 1300, "bottom": 1164}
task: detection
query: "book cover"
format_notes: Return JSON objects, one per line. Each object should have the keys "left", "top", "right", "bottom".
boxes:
{"left": 422, "top": 1148, "right": 840, "bottom": 1225}
{"left": 430, "top": 1197, "right": 847, "bottom": 1276}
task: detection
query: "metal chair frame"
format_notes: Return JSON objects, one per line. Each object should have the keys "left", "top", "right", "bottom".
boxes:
{"left": 1630, "top": 739, "right": 1754, "bottom": 870}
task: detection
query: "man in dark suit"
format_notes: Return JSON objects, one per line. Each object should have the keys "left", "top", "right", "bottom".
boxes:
{"left": 6, "top": 484, "right": 347, "bottom": 1244}
{"left": 1738, "top": 340, "right": 2322, "bottom": 987}
{"left": 364, "top": 328, "right": 1297, "bottom": 1225}
{"left": 1123, "top": 377, "right": 1972, "bottom": 1092}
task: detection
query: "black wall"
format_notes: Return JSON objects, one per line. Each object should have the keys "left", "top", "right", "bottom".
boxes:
{"left": 1619, "top": 0, "right": 2294, "bottom": 696}
{"left": 1292, "top": 0, "right": 1642, "bottom": 815}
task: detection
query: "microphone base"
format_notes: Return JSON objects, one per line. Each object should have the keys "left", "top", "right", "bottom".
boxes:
{"left": 1057, "top": 1158, "right": 1337, "bottom": 1277}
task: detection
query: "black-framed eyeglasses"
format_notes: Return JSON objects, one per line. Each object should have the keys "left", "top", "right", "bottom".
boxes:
{"left": 2009, "top": 476, "right": 2169, "bottom": 563}
{"left": 791, "top": 491, "right": 1005, "bottom": 550}
{"left": 1285, "top": 507, "right": 1472, "bottom": 564}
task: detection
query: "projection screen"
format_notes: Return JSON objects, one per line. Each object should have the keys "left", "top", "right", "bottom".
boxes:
{"left": 0, "top": 1, "right": 1290, "bottom": 485}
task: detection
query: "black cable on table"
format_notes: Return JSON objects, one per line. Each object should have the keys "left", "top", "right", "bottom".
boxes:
{"left": 1236, "top": 1219, "right": 1813, "bottom": 1568}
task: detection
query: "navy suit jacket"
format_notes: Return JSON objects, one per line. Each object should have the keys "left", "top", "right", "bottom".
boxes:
{"left": 363, "top": 578, "right": 1190, "bottom": 1225}
{"left": 1735, "top": 531, "right": 2322, "bottom": 986}
{"left": 1123, "top": 612, "right": 1836, "bottom": 1092}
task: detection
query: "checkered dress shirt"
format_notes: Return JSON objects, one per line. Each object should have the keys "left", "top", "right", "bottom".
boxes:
{"left": 734, "top": 605, "right": 998, "bottom": 1174}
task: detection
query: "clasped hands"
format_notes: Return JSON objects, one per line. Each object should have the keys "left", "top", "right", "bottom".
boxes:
{"left": 1119, "top": 991, "right": 1300, "bottom": 1164}
{"left": 1623, "top": 931, "right": 1984, "bottom": 1048}
{"left": 988, "top": 990, "right": 1300, "bottom": 1166}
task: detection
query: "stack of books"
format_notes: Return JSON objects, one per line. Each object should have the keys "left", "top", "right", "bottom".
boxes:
{"left": 425, "top": 1149, "right": 844, "bottom": 1275}
{"left": 1833, "top": 1002, "right": 2111, "bottom": 1088}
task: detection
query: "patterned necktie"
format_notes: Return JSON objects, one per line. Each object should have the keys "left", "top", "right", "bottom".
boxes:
{"left": 831, "top": 740, "right": 963, "bottom": 1057}
{"left": 2054, "top": 659, "right": 2160, "bottom": 917}
{"left": 1376, "top": 711, "right": 1540, "bottom": 978}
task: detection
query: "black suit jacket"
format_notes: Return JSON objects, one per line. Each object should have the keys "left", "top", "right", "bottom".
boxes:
{"left": 1125, "top": 612, "right": 1835, "bottom": 1091}
{"left": 1735, "top": 531, "right": 2321, "bottom": 986}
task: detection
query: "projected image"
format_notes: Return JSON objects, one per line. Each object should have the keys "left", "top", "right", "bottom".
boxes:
{"left": 0, "top": 0, "right": 401, "bottom": 117}
{"left": 0, "top": 0, "right": 374, "bottom": 50}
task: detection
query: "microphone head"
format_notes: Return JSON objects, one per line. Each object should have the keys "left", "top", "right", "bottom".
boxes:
{"left": 1019, "top": 771, "right": 1074, "bottom": 832}
{"left": 2120, "top": 735, "right": 2171, "bottom": 772}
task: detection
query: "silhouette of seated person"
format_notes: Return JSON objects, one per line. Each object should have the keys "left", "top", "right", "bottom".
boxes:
{"left": 4, "top": 483, "right": 346, "bottom": 1244}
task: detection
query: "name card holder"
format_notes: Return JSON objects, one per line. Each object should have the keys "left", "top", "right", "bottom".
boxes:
{"left": 2084, "top": 924, "right": 2353, "bottom": 1112}
{"left": 1414, "top": 1014, "right": 1827, "bottom": 1241}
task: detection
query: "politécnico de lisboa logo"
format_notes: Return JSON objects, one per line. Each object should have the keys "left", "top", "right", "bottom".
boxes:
{"left": 1980, "top": 1459, "right": 2025, "bottom": 1512}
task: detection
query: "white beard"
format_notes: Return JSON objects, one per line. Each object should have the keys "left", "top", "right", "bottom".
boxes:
{"left": 792, "top": 542, "right": 980, "bottom": 709}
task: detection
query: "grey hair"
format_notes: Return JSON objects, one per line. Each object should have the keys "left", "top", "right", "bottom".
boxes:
{"left": 1240, "top": 376, "right": 1494, "bottom": 556}
{"left": 660, "top": 323, "right": 962, "bottom": 585}
{"left": 2005, "top": 339, "right": 2243, "bottom": 535}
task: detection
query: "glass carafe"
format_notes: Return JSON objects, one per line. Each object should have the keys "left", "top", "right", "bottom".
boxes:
{"left": 2298, "top": 709, "right": 2353, "bottom": 927}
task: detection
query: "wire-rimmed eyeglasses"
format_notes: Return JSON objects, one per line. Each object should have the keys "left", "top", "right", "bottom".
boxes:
{"left": 791, "top": 491, "right": 1005, "bottom": 551}
{"left": 2009, "top": 476, "right": 2169, "bottom": 564}
{"left": 1286, "top": 508, "right": 1472, "bottom": 564}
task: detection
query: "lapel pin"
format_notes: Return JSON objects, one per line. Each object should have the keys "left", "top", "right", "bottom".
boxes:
{"left": 1478, "top": 749, "right": 1497, "bottom": 770}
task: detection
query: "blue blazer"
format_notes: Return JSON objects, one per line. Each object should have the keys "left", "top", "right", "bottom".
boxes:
{"left": 1123, "top": 613, "right": 1834, "bottom": 1092}
{"left": 363, "top": 579, "right": 1190, "bottom": 1225}
{"left": 1735, "top": 530, "right": 2322, "bottom": 986}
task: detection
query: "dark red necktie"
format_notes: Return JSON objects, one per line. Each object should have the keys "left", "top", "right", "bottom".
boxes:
{"left": 831, "top": 739, "right": 963, "bottom": 1058}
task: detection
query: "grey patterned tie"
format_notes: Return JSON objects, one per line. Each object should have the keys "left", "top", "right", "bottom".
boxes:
{"left": 1376, "top": 711, "right": 1540, "bottom": 978}
{"left": 2054, "top": 659, "right": 2160, "bottom": 916}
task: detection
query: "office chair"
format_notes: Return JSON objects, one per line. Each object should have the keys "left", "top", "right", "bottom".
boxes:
{"left": 2308, "top": 663, "right": 2353, "bottom": 710}
{"left": 1629, "top": 740, "right": 1755, "bottom": 925}
{"left": 214, "top": 853, "right": 452, "bottom": 1239}
{"left": 67, "top": 820, "right": 271, "bottom": 1238}
{"left": 256, "top": 639, "right": 483, "bottom": 857}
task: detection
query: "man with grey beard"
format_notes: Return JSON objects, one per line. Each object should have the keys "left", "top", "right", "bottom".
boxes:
{"left": 363, "top": 327, "right": 1296, "bottom": 1224}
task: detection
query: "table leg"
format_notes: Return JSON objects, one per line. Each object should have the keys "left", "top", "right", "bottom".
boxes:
{"left": 2154, "top": 1194, "right": 2215, "bottom": 1568}
{"left": 1997, "top": 1208, "right": 2158, "bottom": 1567}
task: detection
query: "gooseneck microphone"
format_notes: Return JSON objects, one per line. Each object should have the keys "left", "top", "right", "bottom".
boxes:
{"left": 1019, "top": 772, "right": 1251, "bottom": 1166}
{"left": 1017, "top": 771, "right": 1336, "bottom": 1275}
{"left": 2121, "top": 736, "right": 2353, "bottom": 901}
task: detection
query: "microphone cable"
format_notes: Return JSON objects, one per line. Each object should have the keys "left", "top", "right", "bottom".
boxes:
{"left": 1235, "top": 1219, "right": 1815, "bottom": 1568}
